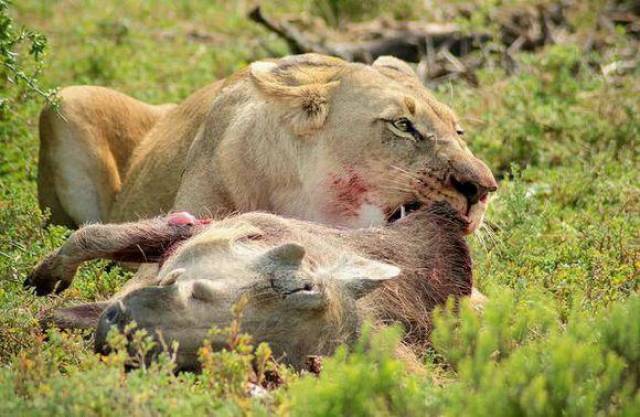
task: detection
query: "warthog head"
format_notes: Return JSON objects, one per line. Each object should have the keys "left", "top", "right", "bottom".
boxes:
{"left": 95, "top": 224, "right": 400, "bottom": 370}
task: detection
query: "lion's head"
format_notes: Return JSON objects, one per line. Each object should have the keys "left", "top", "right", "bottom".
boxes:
{"left": 223, "top": 54, "right": 496, "bottom": 233}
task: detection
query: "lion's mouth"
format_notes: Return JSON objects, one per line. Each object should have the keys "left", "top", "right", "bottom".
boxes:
{"left": 388, "top": 199, "right": 472, "bottom": 228}
{"left": 388, "top": 200, "right": 424, "bottom": 222}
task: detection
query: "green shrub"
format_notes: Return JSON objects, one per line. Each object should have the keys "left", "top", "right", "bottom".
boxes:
{"left": 280, "top": 295, "right": 640, "bottom": 417}
{"left": 451, "top": 44, "right": 640, "bottom": 175}
{"left": 283, "top": 325, "right": 429, "bottom": 417}
{"left": 310, "top": 0, "right": 385, "bottom": 27}
{"left": 429, "top": 294, "right": 640, "bottom": 417}
{"left": 468, "top": 158, "right": 639, "bottom": 314}
{"left": 0, "top": 0, "right": 56, "bottom": 117}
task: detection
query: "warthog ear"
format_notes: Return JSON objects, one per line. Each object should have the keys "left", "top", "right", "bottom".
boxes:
{"left": 42, "top": 301, "right": 111, "bottom": 330}
{"left": 250, "top": 57, "right": 343, "bottom": 136}
{"left": 332, "top": 255, "right": 401, "bottom": 299}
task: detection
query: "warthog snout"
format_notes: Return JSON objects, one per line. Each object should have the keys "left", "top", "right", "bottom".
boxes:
{"left": 95, "top": 301, "right": 129, "bottom": 355}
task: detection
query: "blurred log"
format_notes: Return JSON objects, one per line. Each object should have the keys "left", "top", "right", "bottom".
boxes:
{"left": 248, "top": 6, "right": 332, "bottom": 55}
{"left": 248, "top": 5, "right": 489, "bottom": 64}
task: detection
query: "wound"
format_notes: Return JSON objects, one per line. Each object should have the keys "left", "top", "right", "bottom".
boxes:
{"left": 167, "top": 211, "right": 198, "bottom": 226}
{"left": 161, "top": 213, "right": 212, "bottom": 265}
{"left": 326, "top": 167, "right": 369, "bottom": 217}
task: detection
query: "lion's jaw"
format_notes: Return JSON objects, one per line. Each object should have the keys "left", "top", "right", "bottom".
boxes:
{"left": 299, "top": 164, "right": 490, "bottom": 233}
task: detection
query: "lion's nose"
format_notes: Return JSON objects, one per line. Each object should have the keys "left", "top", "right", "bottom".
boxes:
{"left": 450, "top": 174, "right": 498, "bottom": 205}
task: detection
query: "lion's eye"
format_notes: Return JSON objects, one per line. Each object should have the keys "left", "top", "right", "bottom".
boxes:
{"left": 392, "top": 118, "right": 414, "bottom": 133}
{"left": 456, "top": 128, "right": 465, "bottom": 136}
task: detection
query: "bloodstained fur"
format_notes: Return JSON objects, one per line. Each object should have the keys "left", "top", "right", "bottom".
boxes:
{"left": 349, "top": 203, "right": 472, "bottom": 348}
{"left": 326, "top": 167, "right": 370, "bottom": 217}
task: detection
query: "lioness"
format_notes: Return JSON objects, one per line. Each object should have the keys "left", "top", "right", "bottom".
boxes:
{"left": 38, "top": 54, "right": 497, "bottom": 233}
{"left": 27, "top": 204, "right": 471, "bottom": 370}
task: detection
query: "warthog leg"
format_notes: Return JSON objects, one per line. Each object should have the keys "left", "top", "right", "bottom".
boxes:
{"left": 25, "top": 212, "right": 207, "bottom": 296}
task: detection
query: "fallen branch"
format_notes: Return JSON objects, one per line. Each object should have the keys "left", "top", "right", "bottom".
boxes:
{"left": 248, "top": 6, "right": 332, "bottom": 55}
{"left": 248, "top": 6, "right": 488, "bottom": 64}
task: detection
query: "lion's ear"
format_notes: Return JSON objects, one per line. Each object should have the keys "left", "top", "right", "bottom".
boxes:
{"left": 250, "top": 56, "right": 343, "bottom": 136}
{"left": 372, "top": 56, "right": 419, "bottom": 80}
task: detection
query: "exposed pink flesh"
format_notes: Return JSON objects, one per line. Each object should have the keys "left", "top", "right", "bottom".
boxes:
{"left": 167, "top": 211, "right": 198, "bottom": 226}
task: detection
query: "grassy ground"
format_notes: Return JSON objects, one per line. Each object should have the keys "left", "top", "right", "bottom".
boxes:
{"left": 1, "top": 1, "right": 639, "bottom": 416}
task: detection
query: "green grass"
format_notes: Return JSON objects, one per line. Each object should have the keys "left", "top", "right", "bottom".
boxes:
{"left": 1, "top": 1, "right": 639, "bottom": 416}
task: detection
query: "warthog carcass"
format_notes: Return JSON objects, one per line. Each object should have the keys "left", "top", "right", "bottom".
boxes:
{"left": 26, "top": 203, "right": 472, "bottom": 370}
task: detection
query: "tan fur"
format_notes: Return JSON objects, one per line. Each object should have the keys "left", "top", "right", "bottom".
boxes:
{"left": 39, "top": 54, "right": 496, "bottom": 234}
{"left": 38, "top": 86, "right": 175, "bottom": 225}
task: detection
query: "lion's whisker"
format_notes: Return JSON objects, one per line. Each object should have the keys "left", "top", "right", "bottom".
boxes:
{"left": 389, "top": 166, "right": 421, "bottom": 181}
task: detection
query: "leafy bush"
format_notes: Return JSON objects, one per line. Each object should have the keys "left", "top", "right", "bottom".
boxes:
{"left": 469, "top": 159, "right": 639, "bottom": 314}
{"left": 0, "top": 0, "right": 56, "bottom": 117}
{"left": 282, "top": 294, "right": 640, "bottom": 417}
{"left": 428, "top": 294, "right": 640, "bottom": 416}
{"left": 283, "top": 325, "right": 428, "bottom": 417}
{"left": 451, "top": 44, "right": 640, "bottom": 174}
{"left": 310, "top": 0, "right": 385, "bottom": 27}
